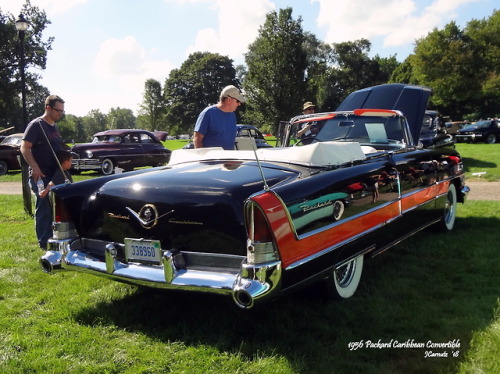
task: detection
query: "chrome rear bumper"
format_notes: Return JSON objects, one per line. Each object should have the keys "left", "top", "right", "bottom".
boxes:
{"left": 40, "top": 238, "right": 281, "bottom": 309}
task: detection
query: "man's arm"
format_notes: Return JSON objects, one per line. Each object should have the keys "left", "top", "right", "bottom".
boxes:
{"left": 297, "top": 123, "right": 311, "bottom": 137}
{"left": 20, "top": 140, "right": 44, "bottom": 180}
{"left": 193, "top": 131, "right": 204, "bottom": 148}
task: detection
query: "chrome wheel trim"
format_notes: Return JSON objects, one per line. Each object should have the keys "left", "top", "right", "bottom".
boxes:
{"left": 333, "top": 254, "right": 364, "bottom": 298}
{"left": 101, "top": 159, "right": 114, "bottom": 175}
{"left": 443, "top": 184, "right": 457, "bottom": 231}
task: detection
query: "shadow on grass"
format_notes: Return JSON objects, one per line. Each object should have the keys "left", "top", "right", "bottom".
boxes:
{"left": 462, "top": 157, "right": 497, "bottom": 172}
{"left": 73, "top": 214, "right": 500, "bottom": 374}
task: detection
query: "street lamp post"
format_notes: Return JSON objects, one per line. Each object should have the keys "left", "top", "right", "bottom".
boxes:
{"left": 15, "top": 13, "right": 32, "bottom": 216}
{"left": 15, "top": 13, "right": 29, "bottom": 129}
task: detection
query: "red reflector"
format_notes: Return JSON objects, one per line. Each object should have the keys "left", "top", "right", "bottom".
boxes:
{"left": 251, "top": 206, "right": 273, "bottom": 242}
{"left": 54, "top": 196, "right": 69, "bottom": 222}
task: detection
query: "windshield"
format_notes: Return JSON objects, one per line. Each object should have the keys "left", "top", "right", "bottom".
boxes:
{"left": 466, "top": 120, "right": 491, "bottom": 129}
{"left": 92, "top": 135, "right": 122, "bottom": 143}
{"left": 1, "top": 135, "right": 22, "bottom": 146}
{"left": 296, "top": 115, "right": 407, "bottom": 147}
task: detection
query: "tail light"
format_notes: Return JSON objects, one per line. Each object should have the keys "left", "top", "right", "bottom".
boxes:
{"left": 51, "top": 193, "right": 77, "bottom": 240}
{"left": 52, "top": 193, "right": 70, "bottom": 222}
{"left": 245, "top": 201, "right": 278, "bottom": 264}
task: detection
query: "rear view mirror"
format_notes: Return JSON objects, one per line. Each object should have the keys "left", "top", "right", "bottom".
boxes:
{"left": 338, "top": 121, "right": 355, "bottom": 127}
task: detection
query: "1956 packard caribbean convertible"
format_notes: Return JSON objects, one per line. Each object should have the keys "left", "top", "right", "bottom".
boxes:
{"left": 40, "top": 84, "right": 468, "bottom": 309}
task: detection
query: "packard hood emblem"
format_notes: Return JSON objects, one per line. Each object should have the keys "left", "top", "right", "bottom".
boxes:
{"left": 126, "top": 204, "right": 174, "bottom": 229}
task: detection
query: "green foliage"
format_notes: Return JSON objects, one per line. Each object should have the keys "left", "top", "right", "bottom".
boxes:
{"left": 163, "top": 52, "right": 239, "bottom": 135}
{"left": 318, "top": 39, "right": 396, "bottom": 111}
{"left": 394, "top": 9, "right": 499, "bottom": 119}
{"left": 244, "top": 8, "right": 307, "bottom": 132}
{"left": 138, "top": 79, "right": 165, "bottom": 131}
{"left": 0, "top": 2, "right": 53, "bottom": 131}
{"left": 107, "top": 107, "right": 136, "bottom": 130}
{"left": 413, "top": 22, "right": 479, "bottom": 114}
{"left": 81, "top": 109, "right": 107, "bottom": 141}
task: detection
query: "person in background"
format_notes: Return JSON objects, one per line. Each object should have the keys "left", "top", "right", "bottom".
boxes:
{"left": 21, "top": 94, "right": 65, "bottom": 250}
{"left": 297, "top": 101, "right": 319, "bottom": 144}
{"left": 193, "top": 85, "right": 246, "bottom": 150}
{"left": 39, "top": 149, "right": 73, "bottom": 198}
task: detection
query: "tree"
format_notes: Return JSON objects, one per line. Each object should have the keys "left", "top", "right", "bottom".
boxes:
{"left": 391, "top": 10, "right": 499, "bottom": 119}
{"left": 302, "top": 32, "right": 335, "bottom": 111}
{"left": 310, "top": 39, "right": 398, "bottom": 111}
{"left": 138, "top": 79, "right": 165, "bottom": 131}
{"left": 163, "top": 52, "right": 239, "bottom": 135}
{"left": 465, "top": 10, "right": 500, "bottom": 117}
{"left": 412, "top": 22, "right": 479, "bottom": 117}
{"left": 82, "top": 109, "right": 107, "bottom": 141}
{"left": 57, "top": 114, "right": 78, "bottom": 143}
{"left": 0, "top": 1, "right": 53, "bottom": 131}
{"left": 244, "top": 8, "right": 307, "bottom": 132}
{"left": 107, "top": 107, "right": 136, "bottom": 129}
{"left": 389, "top": 56, "right": 417, "bottom": 84}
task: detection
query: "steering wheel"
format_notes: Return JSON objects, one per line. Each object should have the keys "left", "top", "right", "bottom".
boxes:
{"left": 293, "top": 136, "right": 322, "bottom": 147}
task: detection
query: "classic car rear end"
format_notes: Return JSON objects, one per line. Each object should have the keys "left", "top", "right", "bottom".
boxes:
{"left": 40, "top": 84, "right": 469, "bottom": 309}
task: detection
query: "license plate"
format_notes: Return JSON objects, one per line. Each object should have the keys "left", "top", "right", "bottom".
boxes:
{"left": 124, "top": 238, "right": 162, "bottom": 263}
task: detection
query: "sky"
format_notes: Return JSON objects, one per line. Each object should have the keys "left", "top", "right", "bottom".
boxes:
{"left": 2, "top": 0, "right": 498, "bottom": 117}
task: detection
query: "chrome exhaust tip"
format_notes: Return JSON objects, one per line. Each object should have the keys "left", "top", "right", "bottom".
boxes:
{"left": 39, "top": 251, "right": 63, "bottom": 274}
{"left": 233, "top": 289, "right": 254, "bottom": 309}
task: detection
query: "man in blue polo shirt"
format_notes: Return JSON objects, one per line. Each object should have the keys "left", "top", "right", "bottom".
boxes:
{"left": 193, "top": 85, "right": 246, "bottom": 150}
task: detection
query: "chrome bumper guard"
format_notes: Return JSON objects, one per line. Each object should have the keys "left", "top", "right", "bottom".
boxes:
{"left": 461, "top": 185, "right": 470, "bottom": 201}
{"left": 71, "top": 159, "right": 101, "bottom": 171}
{"left": 40, "top": 238, "right": 282, "bottom": 309}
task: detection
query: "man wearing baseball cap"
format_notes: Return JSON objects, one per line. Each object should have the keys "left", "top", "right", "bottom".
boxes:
{"left": 193, "top": 85, "right": 246, "bottom": 150}
{"left": 297, "top": 101, "right": 318, "bottom": 143}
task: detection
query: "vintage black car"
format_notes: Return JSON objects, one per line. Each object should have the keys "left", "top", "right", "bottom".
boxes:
{"left": 71, "top": 129, "right": 171, "bottom": 175}
{"left": 455, "top": 119, "right": 500, "bottom": 144}
{"left": 0, "top": 133, "right": 23, "bottom": 175}
{"left": 40, "top": 84, "right": 468, "bottom": 309}
{"left": 418, "top": 110, "right": 453, "bottom": 148}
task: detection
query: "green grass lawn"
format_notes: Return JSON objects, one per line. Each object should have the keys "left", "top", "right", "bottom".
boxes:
{"left": 455, "top": 143, "right": 500, "bottom": 182}
{"left": 0, "top": 198, "right": 499, "bottom": 373}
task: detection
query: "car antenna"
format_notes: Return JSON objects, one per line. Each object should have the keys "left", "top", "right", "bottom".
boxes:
{"left": 250, "top": 138, "right": 269, "bottom": 191}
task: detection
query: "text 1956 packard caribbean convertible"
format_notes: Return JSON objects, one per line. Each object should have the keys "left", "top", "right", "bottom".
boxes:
{"left": 40, "top": 84, "right": 468, "bottom": 309}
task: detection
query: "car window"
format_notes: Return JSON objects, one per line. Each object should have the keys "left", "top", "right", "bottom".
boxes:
{"left": 307, "top": 115, "right": 406, "bottom": 146}
{"left": 140, "top": 134, "right": 153, "bottom": 143}
{"left": 239, "top": 129, "right": 250, "bottom": 137}
{"left": 1, "top": 136, "right": 22, "bottom": 145}
{"left": 128, "top": 134, "right": 140, "bottom": 143}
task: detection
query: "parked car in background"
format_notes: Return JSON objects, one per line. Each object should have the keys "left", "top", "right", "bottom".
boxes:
{"left": 71, "top": 129, "right": 171, "bottom": 175}
{"left": 455, "top": 119, "right": 500, "bottom": 144}
{"left": 0, "top": 133, "right": 23, "bottom": 175}
{"left": 40, "top": 84, "right": 468, "bottom": 309}
{"left": 419, "top": 110, "right": 453, "bottom": 147}
{"left": 183, "top": 124, "right": 272, "bottom": 149}
{"left": 445, "top": 121, "right": 468, "bottom": 137}
{"left": 152, "top": 131, "right": 169, "bottom": 141}
{"left": 236, "top": 124, "right": 273, "bottom": 148}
